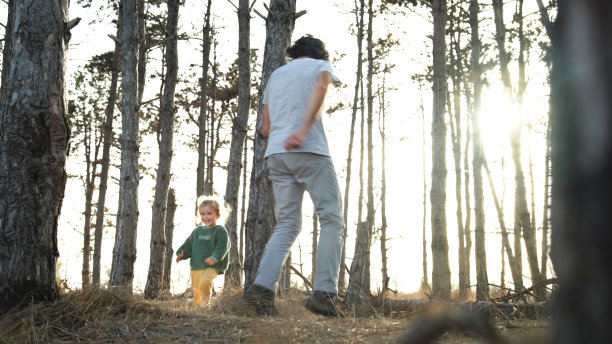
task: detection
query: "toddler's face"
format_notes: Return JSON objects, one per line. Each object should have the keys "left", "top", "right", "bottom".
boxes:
{"left": 199, "top": 205, "right": 220, "bottom": 227}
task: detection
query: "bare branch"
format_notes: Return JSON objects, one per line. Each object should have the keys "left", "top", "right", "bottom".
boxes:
{"left": 108, "top": 34, "right": 120, "bottom": 44}
{"left": 253, "top": 8, "right": 266, "bottom": 21}
{"left": 65, "top": 17, "right": 81, "bottom": 31}
{"left": 226, "top": 0, "right": 238, "bottom": 11}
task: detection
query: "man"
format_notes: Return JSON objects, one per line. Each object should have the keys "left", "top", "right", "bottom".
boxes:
{"left": 244, "top": 35, "right": 344, "bottom": 317}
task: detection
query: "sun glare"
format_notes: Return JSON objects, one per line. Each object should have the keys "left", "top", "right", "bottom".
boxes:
{"left": 479, "top": 87, "right": 521, "bottom": 156}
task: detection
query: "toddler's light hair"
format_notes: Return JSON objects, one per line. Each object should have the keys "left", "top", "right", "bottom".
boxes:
{"left": 195, "top": 194, "right": 230, "bottom": 225}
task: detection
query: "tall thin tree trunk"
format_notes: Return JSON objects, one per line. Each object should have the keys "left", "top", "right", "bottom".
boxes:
{"left": 430, "top": 0, "right": 451, "bottom": 301}
{"left": 93, "top": 5, "right": 122, "bottom": 288}
{"left": 379, "top": 84, "right": 389, "bottom": 294}
{"left": 224, "top": 0, "right": 251, "bottom": 288}
{"left": 244, "top": 0, "right": 298, "bottom": 288}
{"left": 340, "top": 0, "right": 365, "bottom": 292}
{"left": 196, "top": 0, "right": 212, "bottom": 199}
{"left": 347, "top": 0, "right": 373, "bottom": 306}
{"left": 81, "top": 128, "right": 100, "bottom": 289}
{"left": 0, "top": 0, "right": 72, "bottom": 311}
{"left": 365, "top": 0, "right": 375, "bottom": 295}
{"left": 162, "top": 188, "right": 176, "bottom": 293}
{"left": 448, "top": 11, "right": 467, "bottom": 299}
{"left": 541, "top": 120, "right": 551, "bottom": 278}
{"left": 137, "top": 0, "right": 147, "bottom": 106}
{"left": 461, "top": 58, "right": 473, "bottom": 297}
{"left": 312, "top": 210, "right": 318, "bottom": 285}
{"left": 240, "top": 135, "right": 248, "bottom": 272}
{"left": 110, "top": 0, "right": 140, "bottom": 291}
{"left": 205, "top": 42, "right": 217, "bottom": 196}
{"left": 483, "top": 158, "right": 522, "bottom": 289}
{"left": 144, "top": 0, "right": 179, "bottom": 299}
{"left": 419, "top": 84, "right": 430, "bottom": 294}
{"left": 469, "top": 0, "right": 489, "bottom": 301}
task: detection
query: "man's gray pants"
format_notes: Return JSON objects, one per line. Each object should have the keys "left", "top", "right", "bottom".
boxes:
{"left": 254, "top": 153, "right": 344, "bottom": 295}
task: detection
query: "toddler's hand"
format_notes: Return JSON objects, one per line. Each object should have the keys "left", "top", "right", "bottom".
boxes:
{"left": 205, "top": 257, "right": 216, "bottom": 266}
{"left": 176, "top": 252, "right": 184, "bottom": 263}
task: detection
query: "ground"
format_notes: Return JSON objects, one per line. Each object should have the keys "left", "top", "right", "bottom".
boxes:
{"left": 0, "top": 289, "right": 551, "bottom": 343}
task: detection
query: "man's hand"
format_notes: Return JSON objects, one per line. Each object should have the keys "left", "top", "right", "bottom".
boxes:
{"left": 284, "top": 131, "right": 306, "bottom": 150}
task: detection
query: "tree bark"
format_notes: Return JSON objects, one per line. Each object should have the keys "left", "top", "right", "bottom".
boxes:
{"left": 81, "top": 121, "right": 100, "bottom": 289}
{"left": 243, "top": 0, "right": 298, "bottom": 288}
{"left": 469, "top": 0, "right": 489, "bottom": 301}
{"left": 162, "top": 188, "right": 176, "bottom": 293}
{"left": 347, "top": 0, "right": 373, "bottom": 306}
{"left": 551, "top": 1, "right": 612, "bottom": 343}
{"left": 447, "top": 6, "right": 468, "bottom": 300}
{"left": 0, "top": 0, "right": 71, "bottom": 312}
{"left": 379, "top": 85, "right": 389, "bottom": 294}
{"left": 92, "top": 5, "right": 122, "bottom": 289}
{"left": 110, "top": 0, "right": 140, "bottom": 291}
{"left": 196, "top": 0, "right": 212, "bottom": 200}
{"left": 144, "top": 0, "right": 179, "bottom": 299}
{"left": 340, "top": 0, "right": 365, "bottom": 292}
{"left": 136, "top": 0, "right": 147, "bottom": 106}
{"left": 419, "top": 85, "right": 430, "bottom": 293}
{"left": 224, "top": 0, "right": 251, "bottom": 289}
{"left": 312, "top": 210, "right": 318, "bottom": 285}
{"left": 430, "top": 0, "right": 451, "bottom": 301}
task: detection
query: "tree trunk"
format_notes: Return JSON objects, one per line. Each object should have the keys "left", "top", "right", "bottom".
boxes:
{"left": 469, "top": 0, "right": 489, "bottom": 301}
{"left": 447, "top": 9, "right": 467, "bottom": 299}
{"left": 379, "top": 86, "right": 389, "bottom": 294}
{"left": 340, "top": 0, "right": 365, "bottom": 293}
{"left": 162, "top": 188, "right": 176, "bottom": 293}
{"left": 224, "top": 0, "right": 251, "bottom": 289}
{"left": 205, "top": 44, "right": 217, "bottom": 196}
{"left": 541, "top": 120, "right": 551, "bottom": 278}
{"left": 243, "top": 0, "right": 298, "bottom": 288}
{"left": 137, "top": 0, "right": 147, "bottom": 106}
{"left": 419, "top": 85, "right": 430, "bottom": 293}
{"left": 240, "top": 135, "right": 248, "bottom": 273}
{"left": 461, "top": 64, "right": 473, "bottom": 298}
{"left": 365, "top": 0, "right": 375, "bottom": 294}
{"left": 110, "top": 0, "right": 140, "bottom": 291}
{"left": 550, "top": 1, "right": 612, "bottom": 342}
{"left": 492, "top": 0, "right": 544, "bottom": 299}
{"left": 196, "top": 0, "right": 212, "bottom": 200}
{"left": 347, "top": 0, "right": 373, "bottom": 306}
{"left": 430, "top": 0, "right": 451, "bottom": 301}
{"left": 81, "top": 133, "right": 99, "bottom": 289}
{"left": 0, "top": 0, "right": 71, "bottom": 312}
{"left": 483, "top": 158, "right": 523, "bottom": 290}
{"left": 312, "top": 210, "right": 318, "bottom": 285}
{"left": 92, "top": 5, "right": 122, "bottom": 289}
{"left": 144, "top": 0, "right": 179, "bottom": 300}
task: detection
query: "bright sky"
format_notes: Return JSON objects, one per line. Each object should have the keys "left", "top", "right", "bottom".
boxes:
{"left": 54, "top": 0, "right": 552, "bottom": 296}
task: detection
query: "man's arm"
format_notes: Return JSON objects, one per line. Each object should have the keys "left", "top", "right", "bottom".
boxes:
{"left": 284, "top": 70, "right": 332, "bottom": 150}
{"left": 262, "top": 104, "right": 270, "bottom": 138}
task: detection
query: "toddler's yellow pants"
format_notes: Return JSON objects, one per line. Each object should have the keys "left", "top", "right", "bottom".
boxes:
{"left": 191, "top": 268, "right": 219, "bottom": 306}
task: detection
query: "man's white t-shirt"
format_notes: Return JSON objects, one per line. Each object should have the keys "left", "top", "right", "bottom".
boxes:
{"left": 263, "top": 58, "right": 339, "bottom": 158}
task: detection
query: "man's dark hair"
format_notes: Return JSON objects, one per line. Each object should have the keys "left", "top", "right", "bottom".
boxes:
{"left": 286, "top": 35, "right": 329, "bottom": 61}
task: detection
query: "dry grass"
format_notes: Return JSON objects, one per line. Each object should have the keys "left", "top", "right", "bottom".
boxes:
{"left": 0, "top": 288, "right": 551, "bottom": 344}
